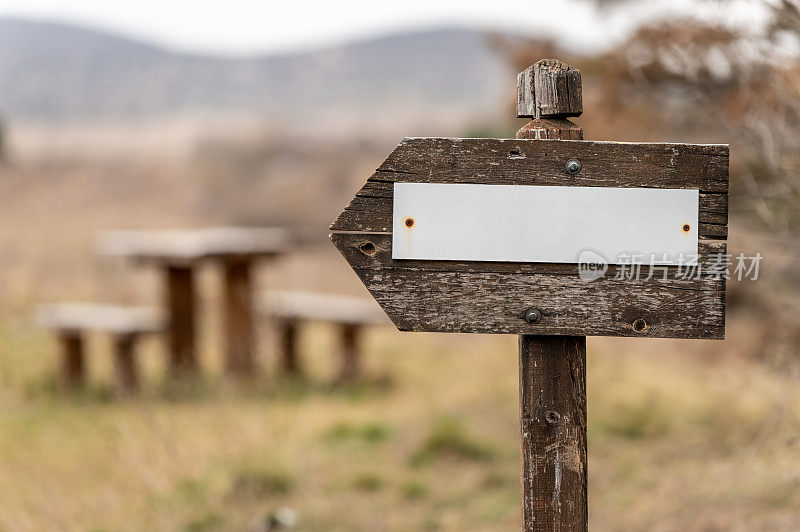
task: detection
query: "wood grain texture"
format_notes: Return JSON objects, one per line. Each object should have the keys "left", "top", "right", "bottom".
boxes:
{"left": 331, "top": 232, "right": 726, "bottom": 275}
{"left": 331, "top": 232, "right": 725, "bottom": 338}
{"left": 520, "top": 335, "right": 587, "bottom": 531}
{"left": 329, "top": 136, "right": 728, "bottom": 339}
{"left": 518, "top": 67, "right": 587, "bottom": 532}
{"left": 330, "top": 254, "right": 725, "bottom": 339}
{"left": 330, "top": 138, "right": 729, "bottom": 235}
{"left": 517, "top": 118, "right": 584, "bottom": 140}
{"left": 517, "top": 60, "right": 583, "bottom": 119}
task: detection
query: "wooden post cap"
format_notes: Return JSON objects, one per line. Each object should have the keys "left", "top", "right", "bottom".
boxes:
{"left": 517, "top": 59, "right": 583, "bottom": 119}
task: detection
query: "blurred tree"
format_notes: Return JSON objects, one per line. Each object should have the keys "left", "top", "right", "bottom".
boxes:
{"left": 499, "top": 0, "right": 800, "bottom": 236}
{"left": 494, "top": 1, "right": 800, "bottom": 363}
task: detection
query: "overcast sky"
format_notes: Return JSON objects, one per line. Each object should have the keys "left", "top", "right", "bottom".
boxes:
{"left": 0, "top": 0, "right": 768, "bottom": 55}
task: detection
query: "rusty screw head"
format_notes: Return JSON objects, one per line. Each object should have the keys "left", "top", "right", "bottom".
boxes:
{"left": 545, "top": 411, "right": 560, "bottom": 425}
{"left": 525, "top": 308, "right": 542, "bottom": 324}
{"left": 566, "top": 159, "right": 582, "bottom": 174}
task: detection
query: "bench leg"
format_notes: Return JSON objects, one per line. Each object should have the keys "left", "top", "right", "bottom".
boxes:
{"left": 113, "top": 334, "right": 139, "bottom": 396}
{"left": 277, "top": 319, "right": 300, "bottom": 375}
{"left": 337, "top": 324, "right": 361, "bottom": 382}
{"left": 58, "top": 331, "right": 85, "bottom": 390}
{"left": 165, "top": 265, "right": 198, "bottom": 376}
{"left": 223, "top": 258, "right": 255, "bottom": 377}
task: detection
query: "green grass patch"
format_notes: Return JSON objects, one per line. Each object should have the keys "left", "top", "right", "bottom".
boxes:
{"left": 183, "top": 512, "right": 225, "bottom": 532}
{"left": 228, "top": 467, "right": 294, "bottom": 501}
{"left": 351, "top": 472, "right": 384, "bottom": 492}
{"left": 594, "top": 396, "right": 672, "bottom": 441}
{"left": 411, "top": 418, "right": 496, "bottom": 466}
{"left": 322, "top": 420, "right": 393, "bottom": 445}
{"left": 401, "top": 480, "right": 429, "bottom": 500}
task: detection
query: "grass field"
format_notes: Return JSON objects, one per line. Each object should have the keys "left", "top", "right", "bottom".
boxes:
{"left": 1, "top": 124, "right": 799, "bottom": 531}
{"left": 1, "top": 308, "right": 799, "bottom": 531}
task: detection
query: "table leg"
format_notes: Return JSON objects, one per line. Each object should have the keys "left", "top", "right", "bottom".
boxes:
{"left": 58, "top": 330, "right": 85, "bottom": 389}
{"left": 223, "top": 258, "right": 255, "bottom": 377}
{"left": 277, "top": 318, "right": 300, "bottom": 375}
{"left": 337, "top": 324, "right": 361, "bottom": 382}
{"left": 165, "top": 265, "right": 198, "bottom": 375}
{"left": 112, "top": 333, "right": 138, "bottom": 396}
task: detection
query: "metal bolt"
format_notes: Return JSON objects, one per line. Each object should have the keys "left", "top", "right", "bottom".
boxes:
{"left": 525, "top": 308, "right": 542, "bottom": 324}
{"left": 545, "top": 411, "right": 560, "bottom": 425}
{"left": 566, "top": 159, "right": 582, "bottom": 174}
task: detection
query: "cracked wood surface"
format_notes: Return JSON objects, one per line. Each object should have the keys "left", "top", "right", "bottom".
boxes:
{"left": 331, "top": 138, "right": 729, "bottom": 240}
{"left": 329, "top": 138, "right": 729, "bottom": 339}
{"left": 519, "top": 335, "right": 587, "bottom": 531}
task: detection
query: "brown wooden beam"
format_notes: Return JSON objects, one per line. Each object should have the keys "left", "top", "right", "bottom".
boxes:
{"left": 58, "top": 330, "right": 84, "bottom": 390}
{"left": 223, "top": 258, "right": 256, "bottom": 377}
{"left": 112, "top": 333, "right": 139, "bottom": 396}
{"left": 337, "top": 324, "right": 361, "bottom": 382}
{"left": 165, "top": 264, "right": 198, "bottom": 375}
{"left": 518, "top": 59, "right": 588, "bottom": 532}
{"left": 277, "top": 318, "right": 300, "bottom": 375}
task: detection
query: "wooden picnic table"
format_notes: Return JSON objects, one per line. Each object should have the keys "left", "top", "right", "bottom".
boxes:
{"left": 96, "top": 227, "right": 291, "bottom": 377}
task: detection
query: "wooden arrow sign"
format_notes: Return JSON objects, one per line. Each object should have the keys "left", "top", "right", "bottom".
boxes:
{"left": 331, "top": 59, "right": 729, "bottom": 531}
{"left": 330, "top": 137, "right": 728, "bottom": 339}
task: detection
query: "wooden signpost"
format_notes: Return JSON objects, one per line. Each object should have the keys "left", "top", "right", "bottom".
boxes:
{"left": 330, "top": 59, "right": 728, "bottom": 530}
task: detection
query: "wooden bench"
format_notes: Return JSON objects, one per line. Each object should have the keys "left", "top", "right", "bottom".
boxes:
{"left": 261, "top": 291, "right": 389, "bottom": 381}
{"left": 36, "top": 303, "right": 164, "bottom": 396}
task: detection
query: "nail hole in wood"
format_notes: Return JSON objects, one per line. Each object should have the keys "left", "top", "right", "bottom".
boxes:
{"left": 632, "top": 318, "right": 647, "bottom": 333}
{"left": 404, "top": 217, "right": 414, "bottom": 228}
{"left": 359, "top": 242, "right": 376, "bottom": 256}
{"left": 683, "top": 224, "right": 691, "bottom": 232}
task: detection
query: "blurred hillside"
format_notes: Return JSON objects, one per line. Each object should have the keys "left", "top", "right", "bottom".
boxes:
{"left": 0, "top": 18, "right": 512, "bottom": 122}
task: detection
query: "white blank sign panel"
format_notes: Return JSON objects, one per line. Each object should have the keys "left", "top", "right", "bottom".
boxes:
{"left": 392, "top": 182, "right": 699, "bottom": 264}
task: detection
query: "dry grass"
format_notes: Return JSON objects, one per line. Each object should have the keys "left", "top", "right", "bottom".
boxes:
{"left": 1, "top": 312, "right": 799, "bottom": 531}
{"left": 1, "top": 124, "right": 799, "bottom": 530}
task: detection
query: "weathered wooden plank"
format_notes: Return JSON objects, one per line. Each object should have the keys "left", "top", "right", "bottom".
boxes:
{"left": 36, "top": 303, "right": 164, "bottom": 334}
{"left": 375, "top": 139, "right": 728, "bottom": 191}
{"left": 333, "top": 195, "right": 727, "bottom": 239}
{"left": 331, "top": 232, "right": 727, "bottom": 277}
{"left": 332, "top": 231, "right": 726, "bottom": 340}
{"left": 331, "top": 138, "right": 729, "bottom": 233}
{"left": 698, "top": 222, "right": 728, "bottom": 239}
{"left": 96, "top": 227, "right": 290, "bottom": 264}
{"left": 520, "top": 335, "right": 587, "bottom": 530}
{"left": 335, "top": 181, "right": 728, "bottom": 209}
{"left": 261, "top": 290, "right": 388, "bottom": 326}
{"left": 517, "top": 68, "right": 535, "bottom": 118}
{"left": 517, "top": 63, "right": 588, "bottom": 532}
{"left": 343, "top": 267, "right": 724, "bottom": 339}
{"left": 700, "top": 192, "right": 728, "bottom": 213}
{"left": 333, "top": 196, "right": 726, "bottom": 240}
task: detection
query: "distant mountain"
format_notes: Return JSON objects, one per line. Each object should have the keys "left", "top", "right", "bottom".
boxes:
{"left": 0, "top": 18, "right": 514, "bottom": 121}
